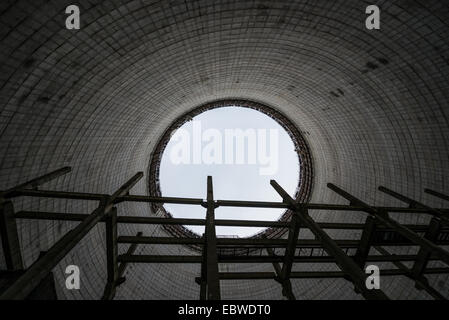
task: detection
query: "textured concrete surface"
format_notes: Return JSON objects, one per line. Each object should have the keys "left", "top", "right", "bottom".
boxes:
{"left": 0, "top": 0, "right": 448, "bottom": 299}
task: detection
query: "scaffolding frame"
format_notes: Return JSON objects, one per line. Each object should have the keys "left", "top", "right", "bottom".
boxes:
{"left": 1, "top": 167, "right": 449, "bottom": 300}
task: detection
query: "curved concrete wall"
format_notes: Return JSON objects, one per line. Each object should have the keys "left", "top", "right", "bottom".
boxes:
{"left": 0, "top": 0, "right": 448, "bottom": 299}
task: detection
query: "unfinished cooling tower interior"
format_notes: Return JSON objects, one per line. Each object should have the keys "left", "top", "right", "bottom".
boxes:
{"left": 1, "top": 0, "right": 449, "bottom": 305}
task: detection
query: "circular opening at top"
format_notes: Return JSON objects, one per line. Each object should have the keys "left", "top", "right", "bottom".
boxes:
{"left": 160, "top": 106, "right": 298, "bottom": 237}
{"left": 148, "top": 100, "right": 313, "bottom": 241}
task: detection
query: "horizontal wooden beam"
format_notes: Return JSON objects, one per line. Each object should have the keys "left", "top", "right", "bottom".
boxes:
{"left": 118, "top": 253, "right": 440, "bottom": 264}
{"left": 206, "top": 267, "right": 449, "bottom": 280}
{"left": 6, "top": 190, "right": 449, "bottom": 214}
{"left": 116, "top": 235, "right": 449, "bottom": 248}
{"left": 15, "top": 211, "right": 449, "bottom": 232}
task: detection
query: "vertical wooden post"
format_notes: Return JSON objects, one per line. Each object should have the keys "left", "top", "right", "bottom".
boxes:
{"left": 102, "top": 207, "right": 118, "bottom": 300}
{"left": 278, "top": 212, "right": 299, "bottom": 300}
{"left": 375, "top": 246, "right": 446, "bottom": 300}
{"left": 264, "top": 238, "right": 296, "bottom": 300}
{"left": 411, "top": 217, "right": 441, "bottom": 285}
{"left": 0, "top": 200, "right": 23, "bottom": 270}
{"left": 199, "top": 233, "right": 207, "bottom": 300}
{"left": 354, "top": 215, "right": 377, "bottom": 269}
{"left": 204, "top": 176, "right": 220, "bottom": 300}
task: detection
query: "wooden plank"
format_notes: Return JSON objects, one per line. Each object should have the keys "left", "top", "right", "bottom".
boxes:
{"left": 0, "top": 201, "right": 23, "bottom": 270}
{"left": 204, "top": 176, "right": 220, "bottom": 300}
{"left": 102, "top": 208, "right": 118, "bottom": 300}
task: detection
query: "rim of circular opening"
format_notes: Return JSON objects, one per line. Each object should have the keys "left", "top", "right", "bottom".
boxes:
{"left": 147, "top": 99, "right": 313, "bottom": 253}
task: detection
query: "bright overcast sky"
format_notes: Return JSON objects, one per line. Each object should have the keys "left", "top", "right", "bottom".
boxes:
{"left": 159, "top": 106, "right": 299, "bottom": 237}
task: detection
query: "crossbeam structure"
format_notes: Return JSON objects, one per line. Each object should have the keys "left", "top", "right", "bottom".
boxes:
{"left": 1, "top": 167, "right": 449, "bottom": 300}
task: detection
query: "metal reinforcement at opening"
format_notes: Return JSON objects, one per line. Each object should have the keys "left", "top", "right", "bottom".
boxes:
{"left": 1, "top": 167, "right": 449, "bottom": 300}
